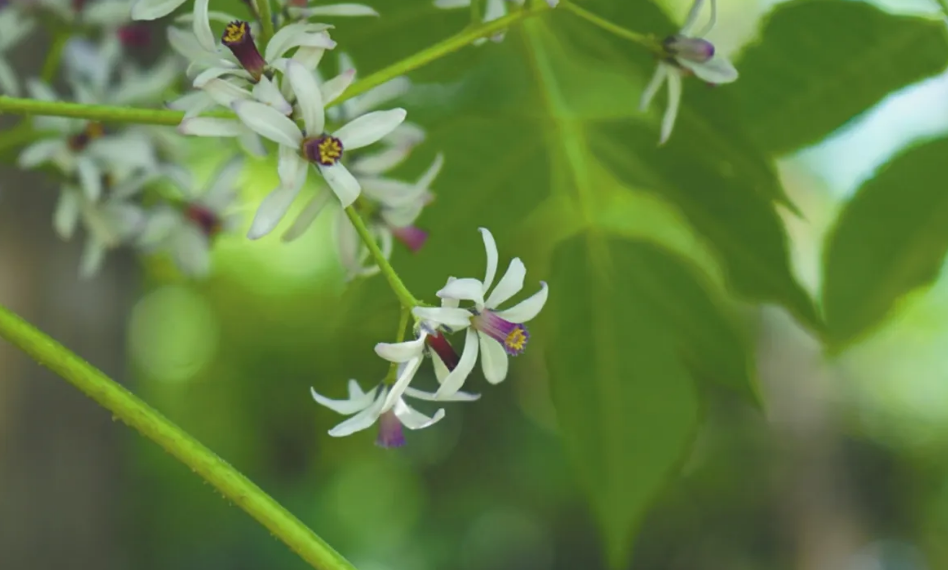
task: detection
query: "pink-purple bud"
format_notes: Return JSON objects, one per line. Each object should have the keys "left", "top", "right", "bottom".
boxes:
{"left": 664, "top": 34, "right": 715, "bottom": 63}
{"left": 221, "top": 21, "right": 266, "bottom": 81}
{"left": 391, "top": 225, "right": 428, "bottom": 253}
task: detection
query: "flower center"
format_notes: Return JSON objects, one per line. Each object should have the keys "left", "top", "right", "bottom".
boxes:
{"left": 425, "top": 332, "right": 460, "bottom": 370}
{"left": 222, "top": 21, "right": 250, "bottom": 45}
{"left": 185, "top": 205, "right": 222, "bottom": 237}
{"left": 662, "top": 34, "right": 715, "bottom": 64}
{"left": 68, "top": 122, "right": 105, "bottom": 151}
{"left": 221, "top": 21, "right": 266, "bottom": 81}
{"left": 302, "top": 135, "right": 344, "bottom": 167}
{"left": 471, "top": 310, "right": 529, "bottom": 356}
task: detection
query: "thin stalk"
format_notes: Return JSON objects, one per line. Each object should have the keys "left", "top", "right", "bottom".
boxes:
{"left": 0, "top": 303, "right": 357, "bottom": 570}
{"left": 257, "top": 0, "right": 275, "bottom": 48}
{"left": 344, "top": 206, "right": 418, "bottom": 308}
{"left": 937, "top": 0, "right": 948, "bottom": 17}
{"left": 383, "top": 306, "right": 412, "bottom": 385}
{"left": 560, "top": 0, "right": 660, "bottom": 52}
{"left": 0, "top": 1, "right": 553, "bottom": 125}
{"left": 41, "top": 34, "right": 69, "bottom": 83}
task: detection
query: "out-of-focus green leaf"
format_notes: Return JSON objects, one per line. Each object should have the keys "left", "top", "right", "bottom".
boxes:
{"left": 545, "top": 232, "right": 700, "bottom": 569}
{"left": 822, "top": 137, "right": 948, "bottom": 350}
{"left": 296, "top": 0, "right": 821, "bottom": 333}
{"left": 734, "top": 0, "right": 948, "bottom": 155}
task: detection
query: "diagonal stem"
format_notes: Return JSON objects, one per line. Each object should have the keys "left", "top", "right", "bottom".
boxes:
{"left": 0, "top": 303, "right": 358, "bottom": 570}
{"left": 0, "top": 1, "right": 554, "bottom": 125}
{"left": 344, "top": 206, "right": 419, "bottom": 308}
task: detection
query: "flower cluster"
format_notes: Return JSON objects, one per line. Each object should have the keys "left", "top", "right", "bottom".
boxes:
{"left": 0, "top": 0, "right": 738, "bottom": 447}
{"left": 311, "top": 227, "right": 548, "bottom": 447}
{"left": 640, "top": 0, "right": 738, "bottom": 144}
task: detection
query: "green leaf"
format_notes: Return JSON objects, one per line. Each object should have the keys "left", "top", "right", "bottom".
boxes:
{"left": 822, "top": 137, "right": 948, "bottom": 349}
{"left": 733, "top": 0, "right": 948, "bottom": 155}
{"left": 545, "top": 232, "right": 700, "bottom": 568}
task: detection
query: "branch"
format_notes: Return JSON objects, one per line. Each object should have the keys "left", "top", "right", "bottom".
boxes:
{"left": 0, "top": 302, "right": 357, "bottom": 570}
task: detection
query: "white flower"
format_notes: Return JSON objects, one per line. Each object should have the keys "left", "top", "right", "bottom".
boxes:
{"left": 234, "top": 59, "right": 406, "bottom": 238}
{"left": 412, "top": 228, "right": 548, "bottom": 397}
{"left": 0, "top": 7, "right": 35, "bottom": 95}
{"left": 310, "top": 374, "right": 478, "bottom": 447}
{"left": 640, "top": 0, "right": 738, "bottom": 145}
{"left": 54, "top": 183, "right": 147, "bottom": 278}
{"left": 18, "top": 79, "right": 159, "bottom": 200}
{"left": 135, "top": 159, "right": 244, "bottom": 276}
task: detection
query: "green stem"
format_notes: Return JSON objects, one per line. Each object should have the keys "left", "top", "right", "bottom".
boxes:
{"left": 0, "top": 1, "right": 553, "bottom": 125}
{"left": 344, "top": 206, "right": 418, "bottom": 308}
{"left": 383, "top": 306, "right": 412, "bottom": 385}
{"left": 0, "top": 303, "right": 357, "bottom": 570}
{"left": 41, "top": 35, "right": 69, "bottom": 83}
{"left": 257, "top": 0, "right": 275, "bottom": 49}
{"left": 470, "top": 0, "right": 483, "bottom": 25}
{"left": 560, "top": 0, "right": 660, "bottom": 52}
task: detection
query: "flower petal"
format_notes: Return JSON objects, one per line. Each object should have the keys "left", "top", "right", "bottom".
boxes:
{"left": 334, "top": 109, "right": 407, "bottom": 151}
{"left": 320, "top": 69, "right": 356, "bottom": 106}
{"left": 233, "top": 100, "right": 302, "bottom": 147}
{"left": 478, "top": 227, "right": 499, "bottom": 291}
{"left": 178, "top": 117, "right": 243, "bottom": 137}
{"left": 192, "top": 0, "right": 216, "bottom": 52}
{"left": 281, "top": 190, "right": 331, "bottom": 242}
{"left": 478, "top": 332, "right": 509, "bottom": 384}
{"left": 437, "top": 277, "right": 486, "bottom": 306}
{"left": 18, "top": 139, "right": 63, "bottom": 168}
{"left": 318, "top": 163, "right": 361, "bottom": 207}
{"left": 200, "top": 77, "right": 253, "bottom": 107}
{"left": 252, "top": 76, "right": 292, "bottom": 115}
{"left": 381, "top": 356, "right": 423, "bottom": 413}
{"left": 311, "top": 383, "right": 378, "bottom": 415}
{"left": 393, "top": 398, "right": 445, "bottom": 430}
{"left": 346, "top": 77, "right": 412, "bottom": 117}
{"left": 349, "top": 145, "right": 412, "bottom": 175}
{"left": 247, "top": 183, "right": 303, "bottom": 239}
{"left": 76, "top": 157, "right": 102, "bottom": 201}
{"left": 326, "top": 389, "right": 386, "bottom": 436}
{"left": 435, "top": 328, "right": 479, "bottom": 398}
{"left": 293, "top": 3, "right": 379, "bottom": 17}
{"left": 286, "top": 60, "right": 326, "bottom": 135}
{"left": 494, "top": 281, "right": 547, "bottom": 324}
{"left": 412, "top": 306, "right": 472, "bottom": 329}
{"left": 54, "top": 189, "right": 81, "bottom": 239}
{"left": 0, "top": 57, "right": 19, "bottom": 96}
{"left": 375, "top": 332, "right": 428, "bottom": 363}
{"left": 679, "top": 54, "right": 738, "bottom": 84}
{"left": 485, "top": 258, "right": 525, "bottom": 309}
{"left": 660, "top": 70, "right": 682, "bottom": 145}
{"left": 403, "top": 386, "right": 480, "bottom": 402}
{"left": 131, "top": 0, "right": 187, "bottom": 20}
{"left": 79, "top": 237, "right": 106, "bottom": 279}
{"left": 172, "top": 225, "right": 211, "bottom": 277}
{"left": 639, "top": 64, "right": 667, "bottom": 112}
{"left": 265, "top": 23, "right": 335, "bottom": 61}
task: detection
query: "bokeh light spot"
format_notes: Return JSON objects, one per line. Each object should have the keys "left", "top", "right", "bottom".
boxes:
{"left": 128, "top": 285, "right": 219, "bottom": 382}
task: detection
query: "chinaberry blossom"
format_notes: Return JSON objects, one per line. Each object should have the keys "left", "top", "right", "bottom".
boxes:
{"left": 311, "top": 374, "right": 478, "bottom": 447}
{"left": 131, "top": 0, "right": 187, "bottom": 21}
{"left": 413, "top": 228, "right": 548, "bottom": 397}
{"left": 135, "top": 160, "right": 244, "bottom": 276}
{"left": 640, "top": 0, "right": 738, "bottom": 144}
{"left": 235, "top": 59, "right": 406, "bottom": 238}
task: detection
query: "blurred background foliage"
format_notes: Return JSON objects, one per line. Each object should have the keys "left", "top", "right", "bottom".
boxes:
{"left": 9, "top": 0, "right": 948, "bottom": 569}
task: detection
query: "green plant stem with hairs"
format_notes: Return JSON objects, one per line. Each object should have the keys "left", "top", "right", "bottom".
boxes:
{"left": 0, "top": 303, "right": 358, "bottom": 570}
{"left": 344, "top": 206, "right": 419, "bottom": 309}
{"left": 257, "top": 0, "right": 276, "bottom": 48}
